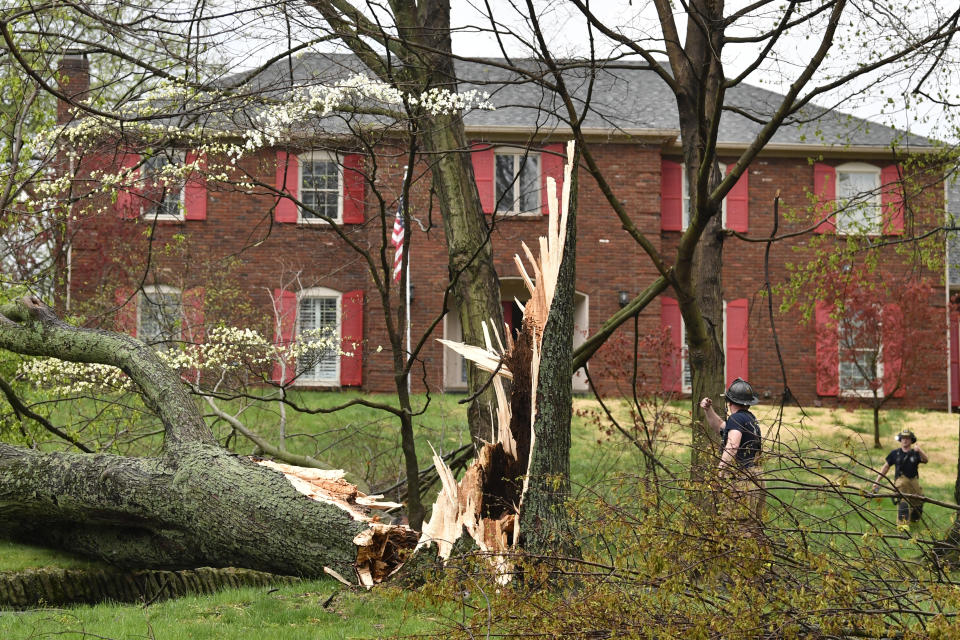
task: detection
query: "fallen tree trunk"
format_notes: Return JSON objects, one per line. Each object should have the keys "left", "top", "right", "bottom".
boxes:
{"left": 0, "top": 566, "right": 299, "bottom": 609}
{"left": 0, "top": 442, "right": 374, "bottom": 576}
{"left": 0, "top": 295, "right": 415, "bottom": 579}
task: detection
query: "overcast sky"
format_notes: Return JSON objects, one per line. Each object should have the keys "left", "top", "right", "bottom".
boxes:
{"left": 222, "top": 0, "right": 957, "bottom": 143}
{"left": 443, "top": 0, "right": 958, "bottom": 143}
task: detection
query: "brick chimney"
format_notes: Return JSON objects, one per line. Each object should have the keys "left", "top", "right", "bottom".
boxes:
{"left": 56, "top": 52, "right": 90, "bottom": 124}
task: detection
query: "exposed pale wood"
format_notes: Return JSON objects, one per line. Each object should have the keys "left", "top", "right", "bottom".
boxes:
{"left": 323, "top": 566, "right": 353, "bottom": 586}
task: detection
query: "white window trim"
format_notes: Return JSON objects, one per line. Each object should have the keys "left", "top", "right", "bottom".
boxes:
{"left": 680, "top": 317, "right": 691, "bottom": 395}
{"left": 297, "top": 151, "right": 343, "bottom": 224}
{"left": 495, "top": 148, "right": 541, "bottom": 217}
{"left": 143, "top": 152, "right": 186, "bottom": 222}
{"left": 681, "top": 162, "right": 728, "bottom": 230}
{"left": 834, "top": 162, "right": 881, "bottom": 236}
{"left": 837, "top": 309, "right": 884, "bottom": 398}
{"left": 295, "top": 286, "right": 342, "bottom": 386}
{"left": 138, "top": 285, "right": 182, "bottom": 345}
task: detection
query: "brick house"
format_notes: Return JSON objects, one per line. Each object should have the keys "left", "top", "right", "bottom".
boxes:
{"left": 59, "top": 54, "right": 951, "bottom": 409}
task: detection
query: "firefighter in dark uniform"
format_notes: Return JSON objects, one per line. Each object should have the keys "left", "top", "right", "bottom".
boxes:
{"left": 872, "top": 429, "right": 928, "bottom": 524}
{"left": 700, "top": 378, "right": 764, "bottom": 523}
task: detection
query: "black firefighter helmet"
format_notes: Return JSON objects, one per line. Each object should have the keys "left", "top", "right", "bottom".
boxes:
{"left": 895, "top": 429, "right": 917, "bottom": 444}
{"left": 724, "top": 377, "right": 759, "bottom": 406}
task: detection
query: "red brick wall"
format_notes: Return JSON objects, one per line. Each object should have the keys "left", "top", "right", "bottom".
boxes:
{"left": 66, "top": 144, "right": 948, "bottom": 409}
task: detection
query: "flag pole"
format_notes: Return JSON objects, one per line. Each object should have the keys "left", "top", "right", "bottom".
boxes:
{"left": 403, "top": 166, "right": 411, "bottom": 396}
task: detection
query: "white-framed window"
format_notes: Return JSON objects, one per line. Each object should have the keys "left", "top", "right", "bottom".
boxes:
{"left": 298, "top": 151, "right": 342, "bottom": 223}
{"left": 142, "top": 151, "right": 185, "bottom": 221}
{"left": 296, "top": 287, "right": 341, "bottom": 384}
{"left": 139, "top": 285, "right": 182, "bottom": 347}
{"left": 495, "top": 148, "right": 540, "bottom": 215}
{"left": 838, "top": 310, "right": 883, "bottom": 397}
{"left": 680, "top": 317, "right": 692, "bottom": 394}
{"left": 680, "top": 162, "right": 728, "bottom": 230}
{"left": 835, "top": 162, "right": 881, "bottom": 235}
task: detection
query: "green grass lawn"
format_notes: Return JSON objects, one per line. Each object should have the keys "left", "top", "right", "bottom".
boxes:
{"left": 2, "top": 392, "right": 959, "bottom": 637}
{"left": 0, "top": 580, "right": 441, "bottom": 639}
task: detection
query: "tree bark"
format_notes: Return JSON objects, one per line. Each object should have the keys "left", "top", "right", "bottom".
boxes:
{"left": 0, "top": 442, "right": 365, "bottom": 576}
{"left": 420, "top": 115, "right": 502, "bottom": 444}
{"left": 518, "top": 149, "right": 580, "bottom": 559}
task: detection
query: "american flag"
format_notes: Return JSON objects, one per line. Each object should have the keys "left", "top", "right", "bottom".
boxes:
{"left": 391, "top": 198, "right": 405, "bottom": 283}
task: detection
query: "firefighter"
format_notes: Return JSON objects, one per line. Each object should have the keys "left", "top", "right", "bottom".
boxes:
{"left": 872, "top": 429, "right": 928, "bottom": 524}
{"left": 700, "top": 378, "right": 764, "bottom": 524}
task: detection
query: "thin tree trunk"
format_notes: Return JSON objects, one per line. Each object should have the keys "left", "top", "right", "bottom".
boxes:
{"left": 874, "top": 399, "right": 882, "bottom": 449}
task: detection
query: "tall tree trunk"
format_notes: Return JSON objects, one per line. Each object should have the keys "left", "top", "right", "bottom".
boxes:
{"left": 518, "top": 150, "right": 580, "bottom": 559}
{"left": 689, "top": 206, "right": 725, "bottom": 477}
{"left": 308, "top": 0, "right": 503, "bottom": 445}
{"left": 420, "top": 115, "right": 502, "bottom": 445}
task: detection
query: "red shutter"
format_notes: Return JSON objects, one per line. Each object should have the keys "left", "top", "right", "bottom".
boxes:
{"left": 471, "top": 142, "right": 495, "bottom": 215}
{"left": 116, "top": 153, "right": 142, "bottom": 220}
{"left": 881, "top": 164, "right": 904, "bottom": 235}
{"left": 725, "top": 165, "right": 749, "bottom": 232}
{"left": 815, "top": 300, "right": 839, "bottom": 396}
{"left": 502, "top": 301, "right": 515, "bottom": 338}
{"left": 182, "top": 287, "right": 205, "bottom": 344}
{"left": 661, "top": 159, "right": 683, "bottom": 231}
{"left": 882, "top": 303, "right": 905, "bottom": 397}
{"left": 951, "top": 312, "right": 960, "bottom": 408}
{"left": 271, "top": 288, "right": 297, "bottom": 384}
{"left": 184, "top": 151, "right": 207, "bottom": 221}
{"left": 813, "top": 163, "right": 836, "bottom": 234}
{"left": 275, "top": 151, "right": 299, "bottom": 223}
{"left": 660, "top": 297, "right": 682, "bottom": 392}
{"left": 340, "top": 290, "right": 364, "bottom": 387}
{"left": 342, "top": 153, "right": 365, "bottom": 223}
{"left": 115, "top": 288, "right": 137, "bottom": 336}
{"left": 541, "top": 143, "right": 565, "bottom": 217}
{"left": 725, "top": 298, "right": 749, "bottom": 386}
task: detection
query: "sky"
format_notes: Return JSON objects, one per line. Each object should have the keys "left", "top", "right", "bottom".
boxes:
{"left": 442, "top": 0, "right": 958, "bottom": 143}
{"left": 219, "top": 0, "right": 958, "bottom": 143}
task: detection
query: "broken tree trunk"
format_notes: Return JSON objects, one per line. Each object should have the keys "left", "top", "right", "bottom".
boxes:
{"left": 424, "top": 141, "right": 581, "bottom": 572}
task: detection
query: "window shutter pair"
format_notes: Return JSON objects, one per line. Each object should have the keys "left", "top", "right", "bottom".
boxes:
{"left": 270, "top": 288, "right": 364, "bottom": 387}
{"left": 814, "top": 300, "right": 904, "bottom": 397}
{"left": 470, "top": 142, "right": 564, "bottom": 216}
{"left": 812, "top": 163, "right": 904, "bottom": 235}
{"left": 114, "top": 285, "right": 204, "bottom": 338}
{"left": 660, "top": 297, "right": 749, "bottom": 392}
{"left": 114, "top": 152, "right": 207, "bottom": 220}
{"left": 274, "top": 151, "right": 365, "bottom": 224}
{"left": 660, "top": 159, "right": 748, "bottom": 232}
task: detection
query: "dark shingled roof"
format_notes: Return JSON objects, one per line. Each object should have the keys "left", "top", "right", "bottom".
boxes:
{"left": 224, "top": 52, "right": 934, "bottom": 149}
